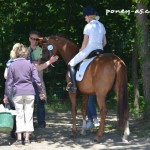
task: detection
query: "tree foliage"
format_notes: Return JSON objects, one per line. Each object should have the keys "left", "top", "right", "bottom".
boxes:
{"left": 0, "top": 0, "right": 150, "bottom": 118}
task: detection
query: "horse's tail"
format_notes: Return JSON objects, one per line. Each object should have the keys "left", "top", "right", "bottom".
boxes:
{"left": 115, "top": 60, "right": 129, "bottom": 130}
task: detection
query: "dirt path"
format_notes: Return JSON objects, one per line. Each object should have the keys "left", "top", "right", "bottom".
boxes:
{"left": 0, "top": 110, "right": 150, "bottom": 150}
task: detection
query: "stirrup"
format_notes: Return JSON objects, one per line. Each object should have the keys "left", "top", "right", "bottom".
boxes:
{"left": 66, "top": 82, "right": 77, "bottom": 93}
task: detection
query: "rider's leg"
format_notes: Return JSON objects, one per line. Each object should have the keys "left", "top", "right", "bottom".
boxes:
{"left": 68, "top": 65, "right": 77, "bottom": 93}
{"left": 87, "top": 95, "right": 99, "bottom": 128}
{"left": 67, "top": 45, "right": 94, "bottom": 93}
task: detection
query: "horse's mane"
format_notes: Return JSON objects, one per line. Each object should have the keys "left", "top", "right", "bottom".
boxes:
{"left": 48, "top": 34, "right": 80, "bottom": 49}
{"left": 46, "top": 35, "right": 80, "bottom": 63}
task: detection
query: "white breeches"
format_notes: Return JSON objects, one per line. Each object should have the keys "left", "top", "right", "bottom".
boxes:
{"left": 68, "top": 44, "right": 102, "bottom": 67}
{"left": 13, "top": 95, "right": 34, "bottom": 133}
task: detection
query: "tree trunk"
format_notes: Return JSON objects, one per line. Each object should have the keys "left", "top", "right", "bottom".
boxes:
{"left": 132, "top": 30, "right": 139, "bottom": 114}
{"left": 137, "top": 3, "right": 150, "bottom": 119}
{"left": 65, "top": 0, "right": 75, "bottom": 37}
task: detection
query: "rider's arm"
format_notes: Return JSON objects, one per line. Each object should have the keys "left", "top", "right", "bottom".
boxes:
{"left": 103, "top": 34, "right": 107, "bottom": 47}
{"left": 80, "top": 34, "right": 89, "bottom": 51}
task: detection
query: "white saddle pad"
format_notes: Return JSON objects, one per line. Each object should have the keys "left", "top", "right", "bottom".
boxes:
{"left": 76, "top": 57, "right": 95, "bottom": 81}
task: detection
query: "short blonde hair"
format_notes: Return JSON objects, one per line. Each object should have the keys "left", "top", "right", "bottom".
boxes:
{"left": 88, "top": 15, "right": 98, "bottom": 20}
{"left": 10, "top": 43, "right": 28, "bottom": 58}
{"left": 10, "top": 50, "right": 16, "bottom": 59}
{"left": 10, "top": 43, "right": 21, "bottom": 58}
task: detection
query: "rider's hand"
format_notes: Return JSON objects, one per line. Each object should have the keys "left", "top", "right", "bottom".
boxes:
{"left": 3, "top": 96, "right": 9, "bottom": 104}
{"left": 49, "top": 55, "right": 59, "bottom": 64}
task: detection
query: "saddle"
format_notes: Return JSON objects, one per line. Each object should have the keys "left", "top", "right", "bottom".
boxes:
{"left": 86, "top": 49, "right": 103, "bottom": 59}
{"left": 67, "top": 49, "right": 103, "bottom": 91}
{"left": 76, "top": 49, "right": 103, "bottom": 71}
{"left": 75, "top": 49, "right": 103, "bottom": 81}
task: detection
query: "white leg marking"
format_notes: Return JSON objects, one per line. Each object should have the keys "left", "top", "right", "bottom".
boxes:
{"left": 80, "top": 120, "right": 86, "bottom": 135}
{"left": 122, "top": 120, "right": 130, "bottom": 143}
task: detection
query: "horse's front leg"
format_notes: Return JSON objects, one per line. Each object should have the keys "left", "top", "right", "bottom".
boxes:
{"left": 80, "top": 94, "right": 88, "bottom": 135}
{"left": 68, "top": 92, "right": 77, "bottom": 137}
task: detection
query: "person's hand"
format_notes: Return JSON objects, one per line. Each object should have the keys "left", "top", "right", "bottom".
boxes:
{"left": 3, "top": 96, "right": 9, "bottom": 104}
{"left": 39, "top": 93, "right": 46, "bottom": 100}
{"left": 49, "top": 55, "right": 59, "bottom": 64}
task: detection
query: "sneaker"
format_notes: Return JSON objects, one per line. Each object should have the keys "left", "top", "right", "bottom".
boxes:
{"left": 66, "top": 82, "right": 77, "bottom": 93}
{"left": 86, "top": 120, "right": 94, "bottom": 130}
{"left": 66, "top": 82, "right": 72, "bottom": 91}
{"left": 24, "top": 140, "right": 30, "bottom": 146}
{"left": 13, "top": 140, "right": 22, "bottom": 147}
{"left": 93, "top": 119, "right": 100, "bottom": 127}
{"left": 38, "top": 124, "right": 46, "bottom": 128}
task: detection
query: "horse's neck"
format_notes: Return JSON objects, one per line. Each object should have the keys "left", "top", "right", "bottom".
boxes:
{"left": 58, "top": 38, "right": 79, "bottom": 64}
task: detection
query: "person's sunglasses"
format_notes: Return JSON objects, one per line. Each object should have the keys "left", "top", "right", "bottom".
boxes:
{"left": 30, "top": 37, "right": 39, "bottom": 41}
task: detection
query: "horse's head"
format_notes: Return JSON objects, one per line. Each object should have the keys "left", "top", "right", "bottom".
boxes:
{"left": 38, "top": 36, "right": 59, "bottom": 62}
{"left": 39, "top": 35, "right": 80, "bottom": 64}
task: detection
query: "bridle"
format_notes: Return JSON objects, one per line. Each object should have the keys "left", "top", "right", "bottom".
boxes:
{"left": 43, "top": 37, "right": 53, "bottom": 53}
{"left": 41, "top": 37, "right": 55, "bottom": 67}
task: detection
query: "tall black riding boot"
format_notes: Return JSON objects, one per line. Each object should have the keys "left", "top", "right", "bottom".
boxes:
{"left": 67, "top": 65, "right": 77, "bottom": 93}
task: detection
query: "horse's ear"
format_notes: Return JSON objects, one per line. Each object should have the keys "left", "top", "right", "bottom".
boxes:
{"left": 38, "top": 37, "right": 44, "bottom": 40}
{"left": 38, "top": 37, "right": 44, "bottom": 46}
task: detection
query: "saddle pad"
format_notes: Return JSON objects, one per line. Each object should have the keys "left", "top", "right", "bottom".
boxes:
{"left": 76, "top": 57, "right": 95, "bottom": 81}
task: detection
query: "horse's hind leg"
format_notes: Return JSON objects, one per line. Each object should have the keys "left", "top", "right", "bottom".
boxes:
{"left": 95, "top": 95, "right": 107, "bottom": 142}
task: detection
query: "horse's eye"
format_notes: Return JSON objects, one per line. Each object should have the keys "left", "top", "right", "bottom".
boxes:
{"left": 47, "top": 45, "right": 53, "bottom": 51}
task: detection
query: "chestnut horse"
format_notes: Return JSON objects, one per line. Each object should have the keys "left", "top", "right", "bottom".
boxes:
{"left": 39, "top": 36, "right": 130, "bottom": 142}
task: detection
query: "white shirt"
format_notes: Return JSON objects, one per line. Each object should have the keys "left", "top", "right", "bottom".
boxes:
{"left": 83, "top": 20, "right": 106, "bottom": 50}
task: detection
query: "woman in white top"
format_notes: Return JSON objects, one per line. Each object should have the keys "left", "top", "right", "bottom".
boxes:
{"left": 68, "top": 6, "right": 107, "bottom": 92}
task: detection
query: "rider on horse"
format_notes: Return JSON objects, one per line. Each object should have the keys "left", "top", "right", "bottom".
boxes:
{"left": 67, "top": 6, "right": 107, "bottom": 93}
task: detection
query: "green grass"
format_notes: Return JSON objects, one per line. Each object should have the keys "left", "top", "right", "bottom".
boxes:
{"left": 45, "top": 97, "right": 117, "bottom": 113}
{"left": 45, "top": 101, "right": 72, "bottom": 112}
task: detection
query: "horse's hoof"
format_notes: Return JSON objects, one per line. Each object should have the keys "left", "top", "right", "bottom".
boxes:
{"left": 122, "top": 138, "right": 129, "bottom": 143}
{"left": 94, "top": 137, "right": 101, "bottom": 143}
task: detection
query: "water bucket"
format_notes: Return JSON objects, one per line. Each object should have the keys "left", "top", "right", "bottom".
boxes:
{"left": 0, "top": 112, "right": 14, "bottom": 133}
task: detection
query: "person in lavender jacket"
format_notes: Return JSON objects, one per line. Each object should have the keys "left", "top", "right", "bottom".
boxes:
{"left": 3, "top": 43, "right": 58, "bottom": 139}
{"left": 3, "top": 43, "right": 45, "bottom": 146}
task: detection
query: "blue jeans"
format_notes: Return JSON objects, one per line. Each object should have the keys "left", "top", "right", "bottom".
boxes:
{"left": 87, "top": 95, "right": 97, "bottom": 120}
{"left": 33, "top": 82, "right": 46, "bottom": 126}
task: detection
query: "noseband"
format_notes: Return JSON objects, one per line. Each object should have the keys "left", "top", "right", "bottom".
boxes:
{"left": 41, "top": 37, "right": 54, "bottom": 58}
{"left": 41, "top": 37, "right": 56, "bottom": 68}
